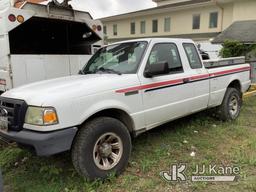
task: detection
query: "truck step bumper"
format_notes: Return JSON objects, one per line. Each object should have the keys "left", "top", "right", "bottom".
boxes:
{"left": 0, "top": 127, "right": 78, "bottom": 156}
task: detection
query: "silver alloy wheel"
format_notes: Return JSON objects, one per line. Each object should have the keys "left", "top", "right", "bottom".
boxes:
{"left": 229, "top": 95, "right": 239, "bottom": 116}
{"left": 93, "top": 132, "right": 123, "bottom": 171}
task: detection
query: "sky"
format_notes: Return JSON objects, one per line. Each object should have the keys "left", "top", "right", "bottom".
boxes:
{"left": 70, "top": 0, "right": 156, "bottom": 19}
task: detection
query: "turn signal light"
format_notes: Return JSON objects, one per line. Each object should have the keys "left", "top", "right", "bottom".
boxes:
{"left": 97, "top": 25, "right": 102, "bottom": 31}
{"left": 17, "top": 15, "right": 24, "bottom": 23}
{"left": 92, "top": 25, "right": 97, "bottom": 31}
{"left": 43, "top": 110, "right": 58, "bottom": 125}
{"left": 92, "top": 25, "right": 102, "bottom": 32}
{"left": 8, "top": 14, "right": 16, "bottom": 22}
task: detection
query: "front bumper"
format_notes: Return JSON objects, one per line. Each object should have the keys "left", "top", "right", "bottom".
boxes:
{"left": 0, "top": 127, "right": 78, "bottom": 156}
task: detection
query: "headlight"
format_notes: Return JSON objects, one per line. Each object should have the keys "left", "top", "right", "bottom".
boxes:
{"left": 25, "top": 106, "right": 58, "bottom": 126}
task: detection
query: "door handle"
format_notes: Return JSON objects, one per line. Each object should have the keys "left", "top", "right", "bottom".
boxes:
{"left": 183, "top": 78, "right": 190, "bottom": 84}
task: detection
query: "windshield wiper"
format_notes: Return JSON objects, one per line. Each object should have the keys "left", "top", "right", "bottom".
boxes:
{"left": 83, "top": 71, "right": 93, "bottom": 75}
{"left": 96, "top": 67, "right": 122, "bottom": 75}
{"left": 78, "top": 70, "right": 84, "bottom": 75}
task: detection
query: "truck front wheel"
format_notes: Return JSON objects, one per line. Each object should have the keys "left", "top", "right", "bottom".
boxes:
{"left": 217, "top": 88, "right": 242, "bottom": 121}
{"left": 71, "top": 117, "right": 132, "bottom": 180}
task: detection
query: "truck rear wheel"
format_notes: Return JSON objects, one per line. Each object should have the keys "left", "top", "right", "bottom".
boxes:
{"left": 216, "top": 88, "right": 242, "bottom": 121}
{"left": 71, "top": 117, "right": 131, "bottom": 180}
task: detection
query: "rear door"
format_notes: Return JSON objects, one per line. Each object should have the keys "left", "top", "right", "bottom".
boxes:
{"left": 183, "top": 43, "right": 210, "bottom": 112}
{"left": 139, "top": 42, "right": 195, "bottom": 128}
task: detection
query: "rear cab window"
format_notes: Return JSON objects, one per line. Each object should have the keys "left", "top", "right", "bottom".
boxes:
{"left": 147, "top": 43, "right": 184, "bottom": 74}
{"left": 183, "top": 43, "right": 202, "bottom": 69}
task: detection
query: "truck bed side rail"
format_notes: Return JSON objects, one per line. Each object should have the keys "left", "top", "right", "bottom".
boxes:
{"left": 203, "top": 57, "right": 246, "bottom": 69}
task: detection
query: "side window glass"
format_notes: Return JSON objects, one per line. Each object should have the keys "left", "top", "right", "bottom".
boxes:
{"left": 147, "top": 43, "right": 183, "bottom": 74}
{"left": 183, "top": 43, "right": 202, "bottom": 69}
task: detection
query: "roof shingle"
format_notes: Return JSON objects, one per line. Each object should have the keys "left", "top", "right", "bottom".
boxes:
{"left": 212, "top": 20, "right": 256, "bottom": 44}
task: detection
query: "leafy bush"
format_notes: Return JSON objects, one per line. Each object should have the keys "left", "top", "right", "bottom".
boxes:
{"left": 220, "top": 40, "right": 256, "bottom": 60}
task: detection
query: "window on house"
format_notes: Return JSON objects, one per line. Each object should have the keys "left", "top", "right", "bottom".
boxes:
{"left": 147, "top": 43, "right": 183, "bottom": 74}
{"left": 209, "top": 12, "right": 218, "bottom": 28}
{"left": 164, "top": 17, "right": 171, "bottom": 32}
{"left": 140, "top": 21, "right": 146, "bottom": 34}
{"left": 183, "top": 43, "right": 202, "bottom": 69}
{"left": 152, "top": 19, "right": 158, "bottom": 33}
{"left": 113, "top": 24, "right": 117, "bottom": 36}
{"left": 130, "top": 22, "right": 136, "bottom": 34}
{"left": 192, "top": 14, "right": 200, "bottom": 29}
{"left": 103, "top": 25, "right": 107, "bottom": 35}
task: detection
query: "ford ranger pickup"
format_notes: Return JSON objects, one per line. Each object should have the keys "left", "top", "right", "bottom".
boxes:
{"left": 0, "top": 38, "right": 251, "bottom": 180}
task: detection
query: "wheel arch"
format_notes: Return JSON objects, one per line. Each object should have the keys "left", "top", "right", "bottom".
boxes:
{"left": 80, "top": 108, "right": 135, "bottom": 134}
{"left": 227, "top": 79, "right": 242, "bottom": 92}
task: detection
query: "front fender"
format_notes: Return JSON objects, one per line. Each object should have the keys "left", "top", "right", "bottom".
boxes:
{"left": 78, "top": 99, "right": 132, "bottom": 125}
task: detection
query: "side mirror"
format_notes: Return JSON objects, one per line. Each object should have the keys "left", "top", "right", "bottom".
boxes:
{"left": 144, "top": 61, "right": 169, "bottom": 78}
{"left": 78, "top": 70, "right": 83, "bottom": 74}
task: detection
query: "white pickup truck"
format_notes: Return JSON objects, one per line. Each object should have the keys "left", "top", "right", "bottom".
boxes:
{"left": 0, "top": 38, "right": 251, "bottom": 180}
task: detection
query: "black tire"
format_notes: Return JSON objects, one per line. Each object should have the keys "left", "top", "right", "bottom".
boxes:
{"left": 216, "top": 88, "right": 242, "bottom": 121}
{"left": 71, "top": 117, "right": 132, "bottom": 180}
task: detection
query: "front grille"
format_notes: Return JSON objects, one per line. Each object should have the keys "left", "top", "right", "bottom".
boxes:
{"left": 0, "top": 96, "right": 27, "bottom": 131}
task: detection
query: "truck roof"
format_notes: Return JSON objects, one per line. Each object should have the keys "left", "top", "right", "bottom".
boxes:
{"left": 110, "top": 38, "right": 194, "bottom": 45}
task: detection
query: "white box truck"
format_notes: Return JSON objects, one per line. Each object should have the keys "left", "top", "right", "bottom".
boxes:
{"left": 0, "top": 0, "right": 103, "bottom": 94}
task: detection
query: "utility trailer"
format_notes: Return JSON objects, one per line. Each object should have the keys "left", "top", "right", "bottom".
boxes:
{"left": 0, "top": 1, "right": 103, "bottom": 94}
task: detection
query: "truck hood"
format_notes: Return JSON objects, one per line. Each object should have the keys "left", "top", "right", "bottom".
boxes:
{"left": 2, "top": 74, "right": 138, "bottom": 105}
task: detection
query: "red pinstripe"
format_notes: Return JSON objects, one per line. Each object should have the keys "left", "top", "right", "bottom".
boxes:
{"left": 116, "top": 66, "right": 251, "bottom": 93}
{"left": 209, "top": 66, "right": 250, "bottom": 77}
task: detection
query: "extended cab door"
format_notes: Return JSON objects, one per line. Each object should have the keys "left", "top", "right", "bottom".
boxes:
{"left": 182, "top": 43, "right": 210, "bottom": 112}
{"left": 139, "top": 42, "right": 196, "bottom": 128}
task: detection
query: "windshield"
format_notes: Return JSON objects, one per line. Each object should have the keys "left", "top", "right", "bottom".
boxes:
{"left": 82, "top": 41, "right": 148, "bottom": 74}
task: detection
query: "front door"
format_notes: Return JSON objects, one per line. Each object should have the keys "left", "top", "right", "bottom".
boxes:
{"left": 140, "top": 43, "right": 195, "bottom": 128}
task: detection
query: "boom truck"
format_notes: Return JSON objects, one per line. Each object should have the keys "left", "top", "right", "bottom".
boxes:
{"left": 0, "top": 0, "right": 103, "bottom": 94}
